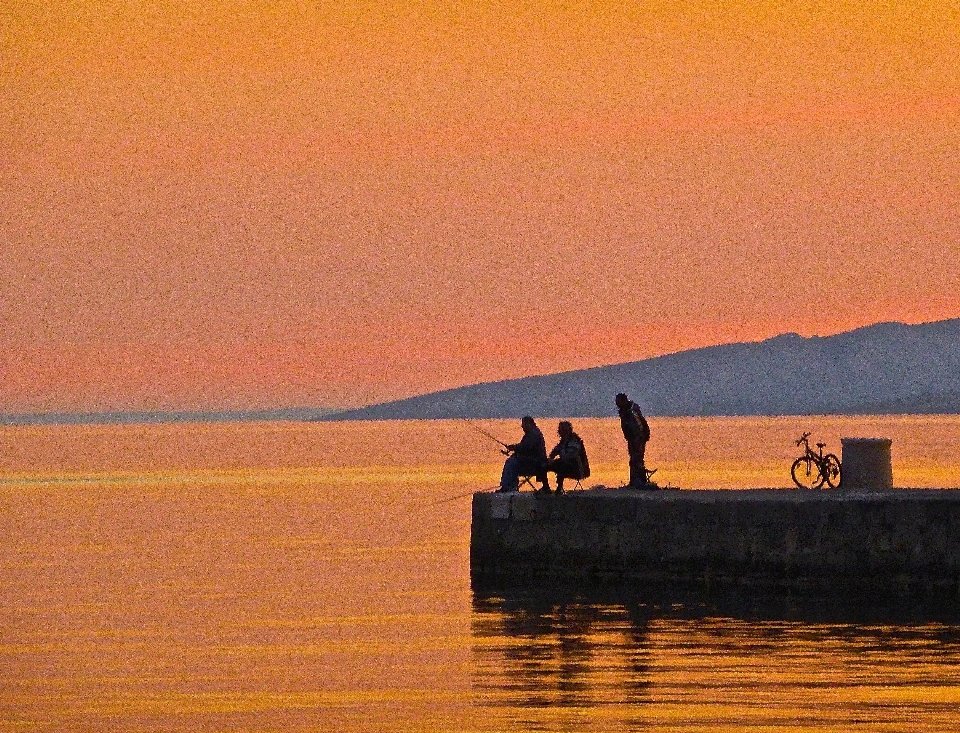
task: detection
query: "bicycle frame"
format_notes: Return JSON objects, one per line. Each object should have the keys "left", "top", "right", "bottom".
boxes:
{"left": 791, "top": 433, "right": 841, "bottom": 489}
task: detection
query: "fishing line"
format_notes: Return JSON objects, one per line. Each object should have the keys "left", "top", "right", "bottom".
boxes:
{"left": 429, "top": 486, "right": 497, "bottom": 507}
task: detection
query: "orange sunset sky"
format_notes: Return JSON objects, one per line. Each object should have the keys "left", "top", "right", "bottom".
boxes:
{"left": 3, "top": 1, "right": 959, "bottom": 412}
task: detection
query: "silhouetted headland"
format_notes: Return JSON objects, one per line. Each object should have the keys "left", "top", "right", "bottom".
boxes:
{"left": 323, "top": 318, "right": 960, "bottom": 420}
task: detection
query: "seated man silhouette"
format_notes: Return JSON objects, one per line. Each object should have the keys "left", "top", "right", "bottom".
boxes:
{"left": 545, "top": 421, "right": 590, "bottom": 494}
{"left": 498, "top": 416, "right": 548, "bottom": 492}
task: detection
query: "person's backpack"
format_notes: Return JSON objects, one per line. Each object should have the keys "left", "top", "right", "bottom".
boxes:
{"left": 632, "top": 404, "right": 650, "bottom": 443}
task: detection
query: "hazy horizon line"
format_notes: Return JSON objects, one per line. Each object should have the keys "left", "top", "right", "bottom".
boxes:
{"left": 0, "top": 408, "right": 336, "bottom": 427}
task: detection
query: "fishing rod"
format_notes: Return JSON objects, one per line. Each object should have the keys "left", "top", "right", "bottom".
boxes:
{"left": 463, "top": 419, "right": 511, "bottom": 452}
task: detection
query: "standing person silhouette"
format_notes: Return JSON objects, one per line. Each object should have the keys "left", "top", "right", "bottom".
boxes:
{"left": 615, "top": 393, "right": 651, "bottom": 488}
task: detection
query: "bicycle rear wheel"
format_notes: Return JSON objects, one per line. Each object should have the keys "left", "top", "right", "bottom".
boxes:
{"left": 791, "top": 456, "right": 825, "bottom": 489}
{"left": 822, "top": 453, "right": 841, "bottom": 488}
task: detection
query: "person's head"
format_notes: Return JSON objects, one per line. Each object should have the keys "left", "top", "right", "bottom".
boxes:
{"left": 521, "top": 415, "right": 536, "bottom": 432}
{"left": 615, "top": 393, "right": 629, "bottom": 409}
{"left": 557, "top": 420, "right": 573, "bottom": 438}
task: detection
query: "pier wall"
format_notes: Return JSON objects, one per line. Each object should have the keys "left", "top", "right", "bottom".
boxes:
{"left": 470, "top": 490, "right": 960, "bottom": 589}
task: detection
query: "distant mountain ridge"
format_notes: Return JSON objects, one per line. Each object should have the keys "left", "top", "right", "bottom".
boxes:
{"left": 324, "top": 319, "right": 960, "bottom": 420}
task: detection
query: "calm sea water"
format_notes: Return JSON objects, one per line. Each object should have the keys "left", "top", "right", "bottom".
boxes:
{"left": 2, "top": 416, "right": 960, "bottom": 732}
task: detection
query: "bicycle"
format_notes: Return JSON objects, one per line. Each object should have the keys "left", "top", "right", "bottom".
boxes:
{"left": 790, "top": 432, "right": 841, "bottom": 489}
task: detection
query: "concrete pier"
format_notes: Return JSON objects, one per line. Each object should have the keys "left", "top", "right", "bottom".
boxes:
{"left": 470, "top": 489, "right": 960, "bottom": 590}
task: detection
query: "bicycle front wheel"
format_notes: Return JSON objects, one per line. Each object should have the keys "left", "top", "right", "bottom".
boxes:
{"left": 791, "top": 457, "right": 825, "bottom": 489}
{"left": 822, "top": 454, "right": 841, "bottom": 488}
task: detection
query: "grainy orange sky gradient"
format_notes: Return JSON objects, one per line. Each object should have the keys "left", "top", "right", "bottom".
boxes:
{"left": 3, "top": 1, "right": 959, "bottom": 411}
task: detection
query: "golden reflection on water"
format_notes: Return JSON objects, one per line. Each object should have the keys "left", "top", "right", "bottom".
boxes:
{"left": 1, "top": 417, "right": 959, "bottom": 731}
{"left": 1, "top": 414, "right": 958, "bottom": 488}
{"left": 472, "top": 596, "right": 960, "bottom": 732}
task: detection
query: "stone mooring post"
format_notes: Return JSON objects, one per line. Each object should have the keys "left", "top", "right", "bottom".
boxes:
{"left": 840, "top": 437, "right": 893, "bottom": 489}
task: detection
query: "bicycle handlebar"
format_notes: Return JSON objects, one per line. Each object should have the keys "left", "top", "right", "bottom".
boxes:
{"left": 795, "top": 432, "right": 811, "bottom": 446}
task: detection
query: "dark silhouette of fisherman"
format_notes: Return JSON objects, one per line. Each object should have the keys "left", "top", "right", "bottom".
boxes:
{"left": 616, "top": 393, "right": 651, "bottom": 488}
{"left": 545, "top": 420, "right": 590, "bottom": 494}
{"left": 498, "top": 416, "right": 548, "bottom": 492}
